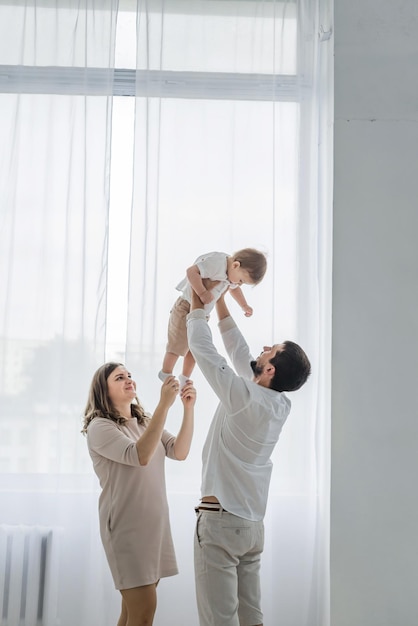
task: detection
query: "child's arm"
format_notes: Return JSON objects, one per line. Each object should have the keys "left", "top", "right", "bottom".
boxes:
{"left": 186, "top": 264, "right": 215, "bottom": 305}
{"left": 229, "top": 286, "right": 253, "bottom": 317}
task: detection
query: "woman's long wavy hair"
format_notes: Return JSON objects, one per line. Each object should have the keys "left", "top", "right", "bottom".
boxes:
{"left": 81, "top": 362, "right": 147, "bottom": 435}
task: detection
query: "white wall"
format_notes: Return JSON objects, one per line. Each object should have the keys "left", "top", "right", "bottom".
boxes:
{"left": 332, "top": 2, "right": 418, "bottom": 625}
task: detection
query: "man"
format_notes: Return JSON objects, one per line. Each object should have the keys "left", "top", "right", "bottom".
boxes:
{"left": 187, "top": 288, "right": 311, "bottom": 626}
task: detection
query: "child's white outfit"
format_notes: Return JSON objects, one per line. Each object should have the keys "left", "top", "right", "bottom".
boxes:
{"left": 165, "top": 251, "right": 238, "bottom": 358}
{"left": 175, "top": 251, "right": 238, "bottom": 312}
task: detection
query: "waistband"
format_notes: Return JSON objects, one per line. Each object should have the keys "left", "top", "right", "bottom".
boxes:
{"left": 194, "top": 501, "right": 228, "bottom": 513}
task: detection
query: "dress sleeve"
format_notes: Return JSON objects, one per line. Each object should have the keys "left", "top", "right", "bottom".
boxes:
{"left": 87, "top": 418, "right": 141, "bottom": 466}
{"left": 161, "top": 429, "right": 177, "bottom": 460}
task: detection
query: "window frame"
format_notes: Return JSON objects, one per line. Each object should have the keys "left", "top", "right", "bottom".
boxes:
{"left": 0, "top": 66, "right": 300, "bottom": 101}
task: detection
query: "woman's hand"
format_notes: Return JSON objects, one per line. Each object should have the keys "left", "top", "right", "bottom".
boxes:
{"left": 180, "top": 380, "right": 197, "bottom": 408}
{"left": 160, "top": 375, "right": 180, "bottom": 407}
{"left": 137, "top": 375, "right": 179, "bottom": 466}
{"left": 173, "top": 379, "right": 196, "bottom": 460}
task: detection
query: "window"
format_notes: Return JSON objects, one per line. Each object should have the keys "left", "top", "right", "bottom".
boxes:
{"left": 0, "top": 3, "right": 331, "bottom": 623}
{"left": 0, "top": 1, "right": 321, "bottom": 492}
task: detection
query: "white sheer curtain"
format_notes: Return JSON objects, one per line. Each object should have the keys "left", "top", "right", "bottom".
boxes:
{"left": 0, "top": 1, "right": 332, "bottom": 625}
{"left": 124, "top": 2, "right": 332, "bottom": 625}
{"left": 0, "top": 2, "right": 121, "bottom": 625}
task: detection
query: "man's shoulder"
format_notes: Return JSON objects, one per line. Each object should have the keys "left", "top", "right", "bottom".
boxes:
{"left": 249, "top": 382, "right": 291, "bottom": 411}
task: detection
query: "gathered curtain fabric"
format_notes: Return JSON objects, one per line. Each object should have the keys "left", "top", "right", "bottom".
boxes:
{"left": 0, "top": 1, "right": 332, "bottom": 625}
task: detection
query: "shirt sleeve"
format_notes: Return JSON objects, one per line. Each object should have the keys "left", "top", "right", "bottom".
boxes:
{"left": 87, "top": 418, "right": 141, "bottom": 466}
{"left": 218, "top": 316, "right": 255, "bottom": 380}
{"left": 186, "top": 310, "right": 251, "bottom": 415}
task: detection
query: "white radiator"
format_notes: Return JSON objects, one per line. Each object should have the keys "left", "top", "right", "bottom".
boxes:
{"left": 0, "top": 525, "right": 54, "bottom": 626}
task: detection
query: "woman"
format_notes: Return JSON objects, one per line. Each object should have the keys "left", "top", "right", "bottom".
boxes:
{"left": 82, "top": 362, "right": 196, "bottom": 626}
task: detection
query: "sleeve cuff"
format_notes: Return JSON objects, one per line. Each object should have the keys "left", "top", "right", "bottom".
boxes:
{"left": 218, "top": 315, "right": 236, "bottom": 333}
{"left": 186, "top": 308, "right": 207, "bottom": 322}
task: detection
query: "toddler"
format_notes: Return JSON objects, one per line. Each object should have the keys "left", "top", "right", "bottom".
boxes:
{"left": 159, "top": 248, "right": 267, "bottom": 387}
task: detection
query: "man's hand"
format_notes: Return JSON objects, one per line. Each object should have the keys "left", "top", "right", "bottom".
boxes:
{"left": 190, "top": 287, "right": 205, "bottom": 311}
{"left": 190, "top": 278, "right": 220, "bottom": 311}
{"left": 202, "top": 278, "right": 220, "bottom": 292}
{"left": 199, "top": 290, "right": 215, "bottom": 305}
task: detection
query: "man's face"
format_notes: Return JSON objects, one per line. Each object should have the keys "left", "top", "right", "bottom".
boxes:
{"left": 251, "top": 344, "right": 285, "bottom": 379}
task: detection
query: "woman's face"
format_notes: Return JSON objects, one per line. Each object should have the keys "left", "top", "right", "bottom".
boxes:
{"left": 106, "top": 365, "right": 137, "bottom": 409}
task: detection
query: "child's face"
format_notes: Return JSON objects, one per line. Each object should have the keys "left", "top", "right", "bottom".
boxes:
{"left": 227, "top": 261, "right": 254, "bottom": 286}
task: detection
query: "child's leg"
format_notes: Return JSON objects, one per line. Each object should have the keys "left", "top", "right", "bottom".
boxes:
{"left": 159, "top": 352, "right": 179, "bottom": 380}
{"left": 161, "top": 298, "right": 190, "bottom": 382}
{"left": 182, "top": 350, "right": 196, "bottom": 379}
{"left": 178, "top": 350, "right": 195, "bottom": 389}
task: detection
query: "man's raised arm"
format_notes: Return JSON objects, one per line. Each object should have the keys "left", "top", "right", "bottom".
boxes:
{"left": 215, "top": 292, "right": 231, "bottom": 321}
{"left": 190, "top": 285, "right": 205, "bottom": 312}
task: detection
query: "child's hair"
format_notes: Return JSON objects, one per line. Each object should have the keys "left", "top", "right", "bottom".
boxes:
{"left": 231, "top": 248, "right": 267, "bottom": 285}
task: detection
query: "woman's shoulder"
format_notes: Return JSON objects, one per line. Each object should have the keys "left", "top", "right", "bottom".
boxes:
{"left": 87, "top": 416, "right": 117, "bottom": 431}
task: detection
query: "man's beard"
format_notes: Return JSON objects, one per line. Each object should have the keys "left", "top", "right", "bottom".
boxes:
{"left": 250, "top": 360, "right": 263, "bottom": 377}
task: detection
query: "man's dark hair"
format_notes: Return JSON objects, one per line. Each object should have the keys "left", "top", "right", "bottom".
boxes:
{"left": 269, "top": 341, "right": 311, "bottom": 392}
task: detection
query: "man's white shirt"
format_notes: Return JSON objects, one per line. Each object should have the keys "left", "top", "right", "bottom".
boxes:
{"left": 187, "top": 308, "right": 291, "bottom": 521}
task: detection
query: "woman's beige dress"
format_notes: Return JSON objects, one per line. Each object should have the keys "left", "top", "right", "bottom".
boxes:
{"left": 87, "top": 417, "right": 179, "bottom": 590}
